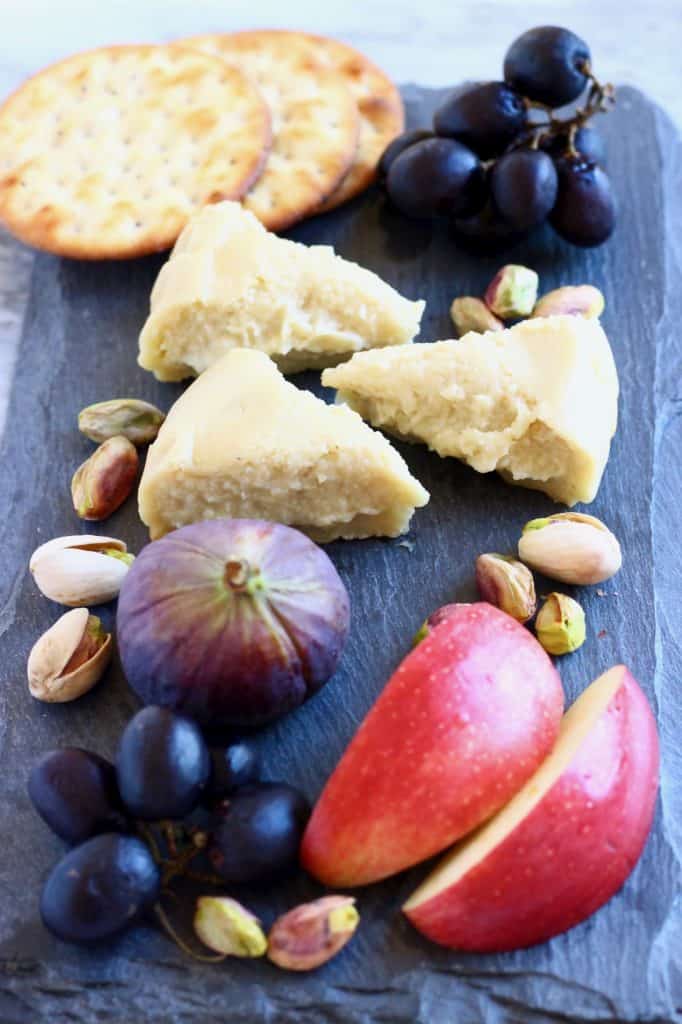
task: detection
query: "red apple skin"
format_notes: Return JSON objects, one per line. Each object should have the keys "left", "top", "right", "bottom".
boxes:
{"left": 300, "top": 602, "right": 564, "bottom": 887}
{"left": 404, "top": 666, "right": 659, "bottom": 952}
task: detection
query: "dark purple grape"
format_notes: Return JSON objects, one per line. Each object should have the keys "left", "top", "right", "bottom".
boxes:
{"left": 378, "top": 129, "right": 435, "bottom": 180}
{"left": 208, "top": 782, "right": 309, "bottom": 884}
{"left": 491, "top": 149, "right": 558, "bottom": 230}
{"left": 504, "top": 27, "right": 591, "bottom": 107}
{"left": 452, "top": 201, "right": 527, "bottom": 255}
{"left": 205, "top": 742, "right": 261, "bottom": 800}
{"left": 550, "top": 155, "right": 615, "bottom": 246}
{"left": 116, "top": 707, "right": 210, "bottom": 820}
{"left": 541, "top": 125, "right": 606, "bottom": 165}
{"left": 386, "top": 137, "right": 485, "bottom": 219}
{"left": 41, "top": 834, "right": 160, "bottom": 943}
{"left": 28, "top": 749, "right": 126, "bottom": 844}
{"left": 433, "top": 82, "right": 527, "bottom": 158}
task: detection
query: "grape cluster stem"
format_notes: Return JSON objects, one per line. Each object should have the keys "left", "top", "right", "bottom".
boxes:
{"left": 134, "top": 819, "right": 232, "bottom": 956}
{"left": 511, "top": 67, "right": 615, "bottom": 159}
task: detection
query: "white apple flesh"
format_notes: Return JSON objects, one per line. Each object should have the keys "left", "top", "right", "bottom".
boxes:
{"left": 403, "top": 665, "right": 659, "bottom": 952}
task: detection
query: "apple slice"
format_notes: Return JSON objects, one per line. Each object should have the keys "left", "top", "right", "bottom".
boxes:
{"left": 300, "top": 603, "right": 564, "bottom": 887}
{"left": 403, "top": 665, "right": 659, "bottom": 952}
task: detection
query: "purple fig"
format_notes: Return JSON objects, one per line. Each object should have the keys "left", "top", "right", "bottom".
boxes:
{"left": 116, "top": 519, "right": 350, "bottom": 728}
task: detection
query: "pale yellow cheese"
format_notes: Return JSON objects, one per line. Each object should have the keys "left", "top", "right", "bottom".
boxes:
{"left": 138, "top": 201, "right": 424, "bottom": 381}
{"left": 138, "top": 349, "right": 429, "bottom": 541}
{"left": 322, "top": 316, "right": 619, "bottom": 506}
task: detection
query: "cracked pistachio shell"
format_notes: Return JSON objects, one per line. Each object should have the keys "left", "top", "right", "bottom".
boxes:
{"left": 29, "top": 535, "right": 134, "bottom": 606}
{"left": 535, "top": 592, "right": 586, "bottom": 655}
{"left": 194, "top": 897, "right": 267, "bottom": 958}
{"left": 518, "top": 513, "right": 622, "bottom": 585}
{"left": 475, "top": 553, "right": 536, "bottom": 622}
{"left": 27, "top": 608, "right": 112, "bottom": 702}
{"left": 267, "top": 896, "right": 359, "bottom": 971}
{"left": 532, "top": 285, "right": 605, "bottom": 320}
{"left": 484, "top": 264, "right": 539, "bottom": 319}
{"left": 450, "top": 297, "right": 504, "bottom": 337}
{"left": 78, "top": 398, "right": 165, "bottom": 445}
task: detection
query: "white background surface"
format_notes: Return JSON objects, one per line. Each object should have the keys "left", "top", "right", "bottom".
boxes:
{"left": 0, "top": 0, "right": 680, "bottom": 432}
{"left": 1, "top": 0, "right": 680, "bottom": 125}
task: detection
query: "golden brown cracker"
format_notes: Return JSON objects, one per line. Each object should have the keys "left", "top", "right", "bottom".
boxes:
{"left": 0, "top": 45, "right": 271, "bottom": 258}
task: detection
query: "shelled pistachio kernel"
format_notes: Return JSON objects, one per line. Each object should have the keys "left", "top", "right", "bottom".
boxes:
{"left": 518, "top": 512, "right": 621, "bottom": 585}
{"left": 484, "top": 264, "right": 539, "bottom": 319}
{"left": 78, "top": 398, "right": 165, "bottom": 445}
{"left": 535, "top": 592, "right": 586, "bottom": 655}
{"left": 71, "top": 435, "right": 139, "bottom": 521}
{"left": 450, "top": 296, "right": 504, "bottom": 337}
{"left": 475, "top": 553, "right": 536, "bottom": 622}
{"left": 267, "top": 896, "right": 359, "bottom": 971}
{"left": 27, "top": 608, "right": 112, "bottom": 702}
{"left": 29, "top": 535, "right": 134, "bottom": 606}
{"left": 532, "top": 285, "right": 605, "bottom": 320}
{"left": 194, "top": 897, "right": 267, "bottom": 958}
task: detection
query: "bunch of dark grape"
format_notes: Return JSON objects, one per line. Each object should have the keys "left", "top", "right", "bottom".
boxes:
{"left": 379, "top": 27, "right": 616, "bottom": 250}
{"left": 29, "top": 706, "right": 309, "bottom": 946}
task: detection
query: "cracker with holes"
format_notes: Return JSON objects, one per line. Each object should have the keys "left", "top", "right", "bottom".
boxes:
{"left": 0, "top": 45, "right": 271, "bottom": 259}
{"left": 303, "top": 34, "right": 404, "bottom": 212}
{"left": 182, "top": 32, "right": 360, "bottom": 231}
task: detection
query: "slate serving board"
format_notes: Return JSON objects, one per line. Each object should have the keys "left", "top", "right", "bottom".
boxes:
{"left": 0, "top": 85, "right": 681, "bottom": 1024}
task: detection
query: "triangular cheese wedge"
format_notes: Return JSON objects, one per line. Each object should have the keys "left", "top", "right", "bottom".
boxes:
{"left": 138, "top": 201, "right": 424, "bottom": 382}
{"left": 138, "top": 349, "right": 429, "bottom": 541}
{"left": 322, "top": 316, "right": 619, "bottom": 506}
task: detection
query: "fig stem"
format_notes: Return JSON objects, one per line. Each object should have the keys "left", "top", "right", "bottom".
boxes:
{"left": 223, "top": 558, "right": 266, "bottom": 596}
{"left": 224, "top": 558, "right": 250, "bottom": 590}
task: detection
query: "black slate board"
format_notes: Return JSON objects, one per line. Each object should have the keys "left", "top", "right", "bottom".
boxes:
{"left": 1, "top": 86, "right": 681, "bottom": 1024}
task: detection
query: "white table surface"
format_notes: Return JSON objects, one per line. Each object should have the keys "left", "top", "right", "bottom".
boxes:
{"left": 1, "top": 0, "right": 680, "bottom": 435}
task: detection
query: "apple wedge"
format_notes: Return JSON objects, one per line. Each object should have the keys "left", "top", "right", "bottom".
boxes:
{"left": 403, "top": 665, "right": 659, "bottom": 952}
{"left": 300, "top": 603, "right": 564, "bottom": 887}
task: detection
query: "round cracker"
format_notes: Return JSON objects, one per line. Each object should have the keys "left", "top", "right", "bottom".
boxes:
{"left": 181, "top": 32, "right": 360, "bottom": 231}
{"left": 303, "top": 34, "right": 404, "bottom": 212}
{"left": 0, "top": 45, "right": 271, "bottom": 259}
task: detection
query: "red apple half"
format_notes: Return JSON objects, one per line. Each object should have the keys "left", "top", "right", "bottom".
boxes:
{"left": 403, "top": 665, "right": 659, "bottom": 952}
{"left": 300, "top": 603, "right": 564, "bottom": 887}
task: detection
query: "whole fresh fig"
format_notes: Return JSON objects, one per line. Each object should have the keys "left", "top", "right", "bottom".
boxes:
{"left": 117, "top": 520, "right": 350, "bottom": 727}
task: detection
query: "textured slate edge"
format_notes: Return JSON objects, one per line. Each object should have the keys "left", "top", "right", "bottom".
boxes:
{"left": 647, "top": 102, "right": 682, "bottom": 1011}
{"left": 0, "top": 86, "right": 679, "bottom": 1024}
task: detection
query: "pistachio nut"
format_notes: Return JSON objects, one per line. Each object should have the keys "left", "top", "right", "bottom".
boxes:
{"left": 78, "top": 398, "right": 165, "bottom": 445}
{"left": 267, "top": 896, "right": 359, "bottom": 971}
{"left": 475, "top": 553, "right": 536, "bottom": 622}
{"left": 27, "top": 608, "right": 112, "bottom": 702}
{"left": 535, "top": 592, "right": 586, "bottom": 655}
{"left": 484, "top": 264, "right": 539, "bottom": 319}
{"left": 194, "top": 897, "right": 267, "bottom": 958}
{"left": 30, "top": 535, "right": 134, "bottom": 606}
{"left": 71, "top": 436, "right": 139, "bottom": 521}
{"left": 518, "top": 512, "right": 622, "bottom": 585}
{"left": 450, "top": 296, "right": 504, "bottom": 337}
{"left": 532, "top": 285, "right": 605, "bottom": 320}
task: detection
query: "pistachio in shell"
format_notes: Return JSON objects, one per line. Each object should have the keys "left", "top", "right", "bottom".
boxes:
{"left": 78, "top": 398, "right": 165, "bottom": 445}
{"left": 30, "top": 535, "right": 134, "bottom": 606}
{"left": 27, "top": 608, "right": 112, "bottom": 702}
